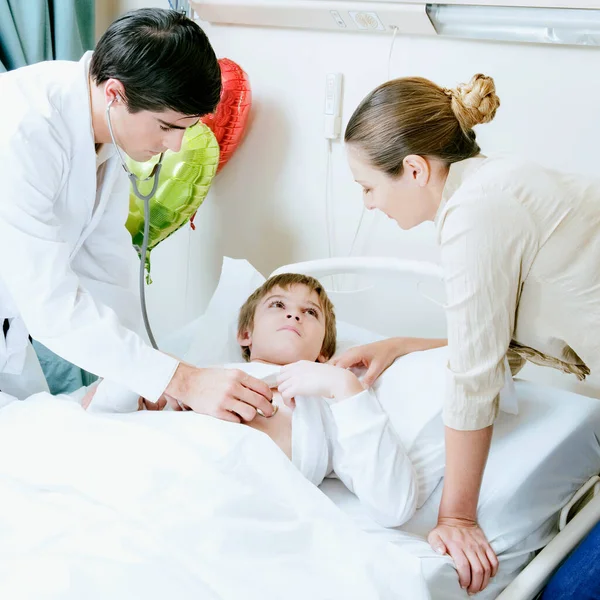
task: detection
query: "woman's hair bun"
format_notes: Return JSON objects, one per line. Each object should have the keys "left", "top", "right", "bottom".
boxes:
{"left": 446, "top": 73, "right": 500, "bottom": 131}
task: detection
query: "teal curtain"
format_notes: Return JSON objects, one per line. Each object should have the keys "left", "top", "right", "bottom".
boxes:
{"left": 1, "top": 0, "right": 97, "bottom": 393}
{"left": 0, "top": 0, "right": 94, "bottom": 72}
{"left": 32, "top": 341, "right": 99, "bottom": 395}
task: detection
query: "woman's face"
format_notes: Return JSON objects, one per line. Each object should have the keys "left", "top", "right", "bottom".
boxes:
{"left": 346, "top": 144, "right": 446, "bottom": 230}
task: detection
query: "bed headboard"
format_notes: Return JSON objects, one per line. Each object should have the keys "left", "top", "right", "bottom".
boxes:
{"left": 270, "top": 257, "right": 447, "bottom": 339}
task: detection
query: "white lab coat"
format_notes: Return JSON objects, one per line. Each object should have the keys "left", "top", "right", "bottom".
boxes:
{"left": 0, "top": 52, "right": 178, "bottom": 401}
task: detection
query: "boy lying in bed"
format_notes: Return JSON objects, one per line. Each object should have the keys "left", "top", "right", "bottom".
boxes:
{"left": 227, "top": 273, "right": 418, "bottom": 527}
{"left": 85, "top": 273, "right": 418, "bottom": 527}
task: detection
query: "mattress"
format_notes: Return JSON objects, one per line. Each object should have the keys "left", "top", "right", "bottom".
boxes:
{"left": 320, "top": 380, "right": 600, "bottom": 599}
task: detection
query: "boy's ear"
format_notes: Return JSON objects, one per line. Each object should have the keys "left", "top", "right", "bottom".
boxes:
{"left": 237, "top": 329, "right": 252, "bottom": 347}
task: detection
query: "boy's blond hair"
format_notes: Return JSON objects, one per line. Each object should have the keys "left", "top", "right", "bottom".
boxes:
{"left": 237, "top": 273, "right": 337, "bottom": 362}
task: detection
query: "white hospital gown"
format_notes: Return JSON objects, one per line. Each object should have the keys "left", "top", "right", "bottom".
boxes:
{"left": 229, "top": 362, "right": 418, "bottom": 528}
{"left": 292, "top": 388, "right": 418, "bottom": 528}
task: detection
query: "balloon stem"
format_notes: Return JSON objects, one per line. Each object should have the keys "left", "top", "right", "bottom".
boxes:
{"left": 145, "top": 254, "right": 153, "bottom": 285}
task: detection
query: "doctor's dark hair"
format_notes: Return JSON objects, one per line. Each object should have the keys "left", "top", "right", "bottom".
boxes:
{"left": 345, "top": 74, "right": 500, "bottom": 177}
{"left": 237, "top": 274, "right": 337, "bottom": 363}
{"left": 90, "top": 8, "right": 221, "bottom": 117}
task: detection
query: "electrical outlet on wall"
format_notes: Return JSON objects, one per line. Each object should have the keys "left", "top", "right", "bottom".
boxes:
{"left": 330, "top": 10, "right": 347, "bottom": 28}
{"left": 324, "top": 73, "right": 343, "bottom": 139}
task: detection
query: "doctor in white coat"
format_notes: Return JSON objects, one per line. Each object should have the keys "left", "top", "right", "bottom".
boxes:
{"left": 0, "top": 8, "right": 274, "bottom": 420}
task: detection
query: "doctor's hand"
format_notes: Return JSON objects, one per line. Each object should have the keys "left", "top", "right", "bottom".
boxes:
{"left": 276, "top": 361, "right": 364, "bottom": 407}
{"left": 428, "top": 518, "right": 498, "bottom": 595}
{"left": 165, "top": 363, "right": 274, "bottom": 422}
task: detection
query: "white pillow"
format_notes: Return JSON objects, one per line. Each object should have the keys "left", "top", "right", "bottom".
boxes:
{"left": 371, "top": 348, "right": 448, "bottom": 506}
{"left": 373, "top": 348, "right": 447, "bottom": 451}
{"left": 370, "top": 346, "right": 518, "bottom": 506}
{"left": 181, "top": 257, "right": 265, "bottom": 366}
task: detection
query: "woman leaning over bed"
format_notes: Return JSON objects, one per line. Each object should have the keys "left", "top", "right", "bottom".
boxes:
{"left": 332, "top": 73, "right": 600, "bottom": 597}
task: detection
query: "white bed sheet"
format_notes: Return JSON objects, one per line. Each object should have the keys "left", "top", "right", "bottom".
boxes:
{"left": 161, "top": 257, "right": 600, "bottom": 598}
{"left": 0, "top": 394, "right": 430, "bottom": 600}
{"left": 158, "top": 257, "right": 600, "bottom": 598}
{"left": 319, "top": 380, "right": 600, "bottom": 599}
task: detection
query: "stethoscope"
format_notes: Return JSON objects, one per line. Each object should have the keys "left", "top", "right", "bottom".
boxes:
{"left": 106, "top": 97, "right": 165, "bottom": 201}
{"left": 105, "top": 97, "right": 163, "bottom": 349}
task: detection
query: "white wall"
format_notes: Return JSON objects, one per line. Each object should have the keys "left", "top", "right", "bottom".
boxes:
{"left": 105, "top": 1, "right": 600, "bottom": 397}
{"left": 96, "top": 0, "right": 118, "bottom": 42}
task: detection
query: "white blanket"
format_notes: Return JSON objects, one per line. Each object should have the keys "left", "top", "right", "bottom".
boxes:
{"left": 0, "top": 395, "right": 430, "bottom": 600}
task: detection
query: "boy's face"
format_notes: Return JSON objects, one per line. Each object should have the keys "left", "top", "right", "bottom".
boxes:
{"left": 238, "top": 285, "right": 327, "bottom": 365}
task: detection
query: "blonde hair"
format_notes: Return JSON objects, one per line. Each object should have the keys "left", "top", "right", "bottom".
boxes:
{"left": 344, "top": 73, "right": 500, "bottom": 176}
{"left": 237, "top": 273, "right": 337, "bottom": 362}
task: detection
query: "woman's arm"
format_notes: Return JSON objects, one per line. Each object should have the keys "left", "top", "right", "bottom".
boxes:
{"left": 434, "top": 192, "right": 536, "bottom": 594}
{"left": 398, "top": 337, "right": 447, "bottom": 354}
{"left": 440, "top": 426, "right": 492, "bottom": 523}
{"left": 331, "top": 337, "right": 447, "bottom": 387}
{"left": 428, "top": 427, "right": 497, "bottom": 592}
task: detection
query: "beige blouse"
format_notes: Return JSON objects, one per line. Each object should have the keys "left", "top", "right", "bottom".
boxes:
{"left": 436, "top": 155, "right": 600, "bottom": 431}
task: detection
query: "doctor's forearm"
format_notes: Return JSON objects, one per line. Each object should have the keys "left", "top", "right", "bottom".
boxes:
{"left": 164, "top": 362, "right": 192, "bottom": 398}
{"left": 438, "top": 425, "right": 493, "bottom": 523}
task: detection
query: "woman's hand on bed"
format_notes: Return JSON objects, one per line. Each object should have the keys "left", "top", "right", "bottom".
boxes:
{"left": 277, "top": 361, "right": 364, "bottom": 406}
{"left": 331, "top": 337, "right": 447, "bottom": 387}
{"left": 428, "top": 518, "right": 498, "bottom": 595}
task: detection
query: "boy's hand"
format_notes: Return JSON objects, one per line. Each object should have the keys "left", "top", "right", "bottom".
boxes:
{"left": 137, "top": 396, "right": 168, "bottom": 411}
{"left": 277, "top": 361, "right": 364, "bottom": 407}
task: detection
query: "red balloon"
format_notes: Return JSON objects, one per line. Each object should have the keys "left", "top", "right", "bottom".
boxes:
{"left": 201, "top": 58, "right": 252, "bottom": 173}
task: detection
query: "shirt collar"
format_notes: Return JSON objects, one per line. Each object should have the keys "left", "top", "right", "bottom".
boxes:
{"left": 83, "top": 51, "right": 117, "bottom": 170}
{"left": 82, "top": 51, "right": 95, "bottom": 144}
{"left": 95, "top": 143, "right": 115, "bottom": 169}
{"left": 434, "top": 155, "right": 487, "bottom": 225}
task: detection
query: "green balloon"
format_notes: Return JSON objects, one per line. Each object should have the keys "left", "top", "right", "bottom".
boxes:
{"left": 126, "top": 123, "right": 219, "bottom": 274}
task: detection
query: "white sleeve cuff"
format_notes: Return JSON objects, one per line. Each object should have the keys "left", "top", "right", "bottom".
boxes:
{"left": 130, "top": 348, "right": 180, "bottom": 402}
{"left": 330, "top": 390, "right": 387, "bottom": 430}
{"left": 88, "top": 379, "right": 139, "bottom": 413}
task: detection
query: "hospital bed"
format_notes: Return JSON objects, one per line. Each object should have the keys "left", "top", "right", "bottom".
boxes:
{"left": 268, "top": 256, "right": 600, "bottom": 600}
{"left": 0, "top": 256, "right": 598, "bottom": 599}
